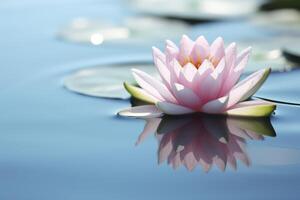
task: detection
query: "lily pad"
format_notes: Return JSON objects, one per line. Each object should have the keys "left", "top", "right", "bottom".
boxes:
{"left": 246, "top": 48, "right": 288, "bottom": 72}
{"left": 260, "top": 0, "right": 300, "bottom": 11}
{"left": 280, "top": 37, "right": 300, "bottom": 65}
{"left": 124, "top": 17, "right": 190, "bottom": 41}
{"left": 255, "top": 70, "right": 300, "bottom": 105}
{"left": 239, "top": 36, "right": 300, "bottom": 72}
{"left": 64, "top": 62, "right": 157, "bottom": 99}
{"left": 57, "top": 17, "right": 190, "bottom": 45}
{"left": 251, "top": 9, "right": 300, "bottom": 33}
{"left": 129, "top": 0, "right": 264, "bottom": 21}
{"left": 57, "top": 18, "right": 130, "bottom": 45}
{"left": 282, "top": 48, "right": 300, "bottom": 65}
{"left": 239, "top": 39, "right": 292, "bottom": 73}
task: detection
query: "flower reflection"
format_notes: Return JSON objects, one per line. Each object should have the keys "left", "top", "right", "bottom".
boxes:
{"left": 136, "top": 115, "right": 276, "bottom": 172}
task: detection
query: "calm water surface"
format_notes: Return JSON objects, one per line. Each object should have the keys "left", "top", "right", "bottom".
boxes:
{"left": 1, "top": 0, "right": 300, "bottom": 199}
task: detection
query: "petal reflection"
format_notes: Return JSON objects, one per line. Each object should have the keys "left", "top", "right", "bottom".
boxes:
{"left": 136, "top": 115, "right": 276, "bottom": 172}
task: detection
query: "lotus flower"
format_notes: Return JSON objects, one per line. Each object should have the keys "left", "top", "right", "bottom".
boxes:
{"left": 136, "top": 115, "right": 276, "bottom": 172}
{"left": 119, "top": 35, "right": 276, "bottom": 117}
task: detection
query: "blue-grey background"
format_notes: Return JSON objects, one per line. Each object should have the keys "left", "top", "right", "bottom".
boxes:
{"left": 1, "top": 0, "right": 300, "bottom": 199}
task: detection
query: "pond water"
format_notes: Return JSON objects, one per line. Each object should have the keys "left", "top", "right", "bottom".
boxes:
{"left": 1, "top": 0, "right": 300, "bottom": 199}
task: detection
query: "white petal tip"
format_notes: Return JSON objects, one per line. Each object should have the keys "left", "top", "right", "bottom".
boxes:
{"left": 118, "top": 105, "right": 163, "bottom": 118}
{"left": 156, "top": 102, "right": 195, "bottom": 115}
{"left": 131, "top": 68, "right": 140, "bottom": 72}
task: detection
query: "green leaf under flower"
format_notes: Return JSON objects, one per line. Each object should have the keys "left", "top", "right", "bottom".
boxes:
{"left": 124, "top": 82, "right": 156, "bottom": 104}
{"left": 225, "top": 103, "right": 276, "bottom": 117}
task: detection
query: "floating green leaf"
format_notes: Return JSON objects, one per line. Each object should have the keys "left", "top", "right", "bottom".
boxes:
{"left": 255, "top": 70, "right": 300, "bottom": 105}
{"left": 129, "top": 0, "right": 263, "bottom": 21}
{"left": 64, "top": 62, "right": 157, "bottom": 99}
{"left": 57, "top": 17, "right": 190, "bottom": 45}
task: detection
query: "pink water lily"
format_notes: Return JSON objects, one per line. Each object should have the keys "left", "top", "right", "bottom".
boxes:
{"left": 120, "top": 35, "right": 276, "bottom": 117}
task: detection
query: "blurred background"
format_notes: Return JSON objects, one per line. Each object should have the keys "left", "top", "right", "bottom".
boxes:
{"left": 1, "top": 0, "right": 300, "bottom": 199}
{"left": 2, "top": 0, "right": 300, "bottom": 77}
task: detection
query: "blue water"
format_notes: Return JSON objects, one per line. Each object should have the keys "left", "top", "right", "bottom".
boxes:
{"left": 1, "top": 0, "right": 300, "bottom": 199}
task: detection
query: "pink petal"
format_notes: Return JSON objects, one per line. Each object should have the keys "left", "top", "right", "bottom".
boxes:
{"left": 201, "top": 96, "right": 229, "bottom": 114}
{"left": 132, "top": 70, "right": 164, "bottom": 101}
{"left": 178, "top": 63, "right": 197, "bottom": 88}
{"left": 172, "top": 83, "right": 201, "bottom": 108}
{"left": 236, "top": 46, "right": 252, "bottom": 67}
{"left": 182, "top": 63, "right": 197, "bottom": 82}
{"left": 190, "top": 35, "right": 210, "bottom": 65}
{"left": 124, "top": 83, "right": 159, "bottom": 103}
{"left": 165, "top": 40, "right": 179, "bottom": 64}
{"left": 153, "top": 51, "right": 171, "bottom": 86}
{"left": 168, "top": 58, "right": 182, "bottom": 84}
{"left": 214, "top": 57, "right": 226, "bottom": 74}
{"left": 201, "top": 68, "right": 271, "bottom": 113}
{"left": 152, "top": 46, "right": 166, "bottom": 65}
{"left": 222, "top": 47, "right": 252, "bottom": 93}
{"left": 235, "top": 47, "right": 252, "bottom": 72}
{"left": 197, "top": 64, "right": 224, "bottom": 102}
{"left": 178, "top": 35, "right": 194, "bottom": 65}
{"left": 209, "top": 37, "right": 225, "bottom": 66}
{"left": 219, "top": 43, "right": 237, "bottom": 96}
{"left": 166, "top": 39, "right": 179, "bottom": 52}
{"left": 132, "top": 69, "right": 177, "bottom": 103}
{"left": 212, "top": 57, "right": 227, "bottom": 92}
{"left": 192, "top": 60, "right": 214, "bottom": 93}
{"left": 225, "top": 42, "right": 237, "bottom": 70}
{"left": 194, "top": 60, "right": 214, "bottom": 97}
{"left": 225, "top": 68, "right": 271, "bottom": 109}
{"left": 156, "top": 101, "right": 195, "bottom": 115}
